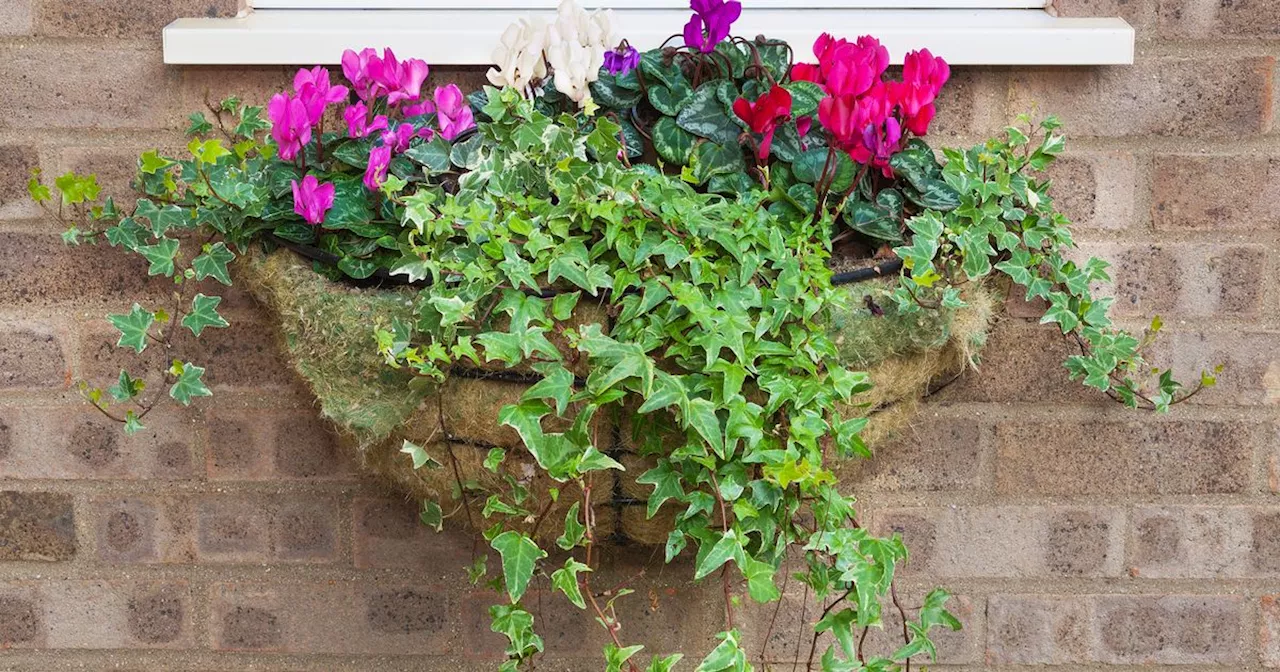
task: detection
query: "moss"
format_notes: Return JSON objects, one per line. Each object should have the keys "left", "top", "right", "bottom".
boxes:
{"left": 238, "top": 248, "right": 997, "bottom": 542}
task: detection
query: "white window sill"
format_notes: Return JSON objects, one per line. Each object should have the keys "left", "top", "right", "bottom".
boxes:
{"left": 162, "top": 8, "right": 1134, "bottom": 67}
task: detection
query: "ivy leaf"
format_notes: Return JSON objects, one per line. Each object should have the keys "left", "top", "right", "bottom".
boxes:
{"left": 192, "top": 242, "right": 235, "bottom": 285}
{"left": 490, "top": 531, "right": 546, "bottom": 603}
{"left": 694, "top": 530, "right": 740, "bottom": 580}
{"left": 405, "top": 136, "right": 453, "bottom": 174}
{"left": 419, "top": 500, "right": 443, "bottom": 532}
{"left": 550, "top": 557, "right": 591, "bottom": 609}
{"left": 685, "top": 398, "right": 725, "bottom": 458}
{"left": 108, "top": 369, "right": 145, "bottom": 402}
{"left": 168, "top": 361, "right": 212, "bottom": 405}
{"left": 138, "top": 238, "right": 180, "bottom": 277}
{"left": 400, "top": 439, "right": 442, "bottom": 470}
{"left": 523, "top": 364, "right": 575, "bottom": 416}
{"left": 576, "top": 446, "right": 624, "bottom": 474}
{"left": 450, "top": 133, "right": 485, "bottom": 170}
{"left": 234, "top": 105, "right": 272, "bottom": 137}
{"left": 696, "top": 631, "right": 747, "bottom": 672}
{"left": 646, "top": 654, "right": 684, "bottom": 672}
{"left": 605, "top": 644, "right": 646, "bottom": 672}
{"left": 742, "top": 557, "right": 780, "bottom": 602}
{"left": 637, "top": 460, "right": 685, "bottom": 519}
{"left": 123, "top": 410, "right": 145, "bottom": 435}
{"left": 138, "top": 151, "right": 175, "bottom": 175}
{"left": 188, "top": 138, "right": 231, "bottom": 166}
{"left": 556, "top": 501, "right": 586, "bottom": 550}
{"left": 108, "top": 304, "right": 155, "bottom": 354}
{"left": 185, "top": 112, "right": 213, "bottom": 136}
{"left": 181, "top": 293, "right": 229, "bottom": 336}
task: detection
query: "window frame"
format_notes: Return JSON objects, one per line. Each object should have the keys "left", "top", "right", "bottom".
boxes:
{"left": 163, "top": 2, "right": 1135, "bottom": 66}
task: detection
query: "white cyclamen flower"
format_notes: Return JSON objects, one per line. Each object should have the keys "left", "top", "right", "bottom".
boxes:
{"left": 545, "top": 0, "right": 617, "bottom": 107}
{"left": 487, "top": 16, "right": 549, "bottom": 94}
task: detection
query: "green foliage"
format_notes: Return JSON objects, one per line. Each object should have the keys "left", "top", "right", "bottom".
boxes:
{"left": 27, "top": 39, "right": 1206, "bottom": 672}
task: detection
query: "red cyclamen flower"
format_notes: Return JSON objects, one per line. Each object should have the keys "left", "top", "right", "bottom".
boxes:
{"left": 290, "top": 175, "right": 335, "bottom": 225}
{"left": 889, "top": 48, "right": 950, "bottom": 136}
{"left": 732, "top": 85, "right": 793, "bottom": 160}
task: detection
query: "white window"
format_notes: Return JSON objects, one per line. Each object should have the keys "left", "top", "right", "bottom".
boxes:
{"left": 163, "top": 0, "right": 1134, "bottom": 66}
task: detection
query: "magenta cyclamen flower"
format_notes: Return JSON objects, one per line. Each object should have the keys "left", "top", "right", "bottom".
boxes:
{"left": 341, "top": 48, "right": 431, "bottom": 108}
{"left": 268, "top": 93, "right": 312, "bottom": 162}
{"left": 434, "top": 84, "right": 476, "bottom": 142}
{"left": 343, "top": 103, "right": 389, "bottom": 139}
{"left": 603, "top": 46, "right": 640, "bottom": 76}
{"left": 293, "top": 66, "right": 349, "bottom": 125}
{"left": 291, "top": 175, "right": 335, "bottom": 225}
{"left": 381, "top": 122, "right": 433, "bottom": 153}
{"left": 364, "top": 145, "right": 392, "bottom": 191}
{"left": 683, "top": 0, "right": 741, "bottom": 54}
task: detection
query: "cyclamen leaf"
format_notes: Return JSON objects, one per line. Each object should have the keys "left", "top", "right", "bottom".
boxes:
{"left": 181, "top": 293, "right": 229, "bottom": 337}
{"left": 108, "top": 304, "right": 155, "bottom": 354}
{"left": 168, "top": 361, "right": 212, "bottom": 406}
{"left": 490, "top": 531, "right": 546, "bottom": 603}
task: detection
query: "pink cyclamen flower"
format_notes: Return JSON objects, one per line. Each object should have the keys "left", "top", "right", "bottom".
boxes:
{"left": 821, "top": 36, "right": 890, "bottom": 98}
{"left": 341, "top": 48, "right": 381, "bottom": 101}
{"left": 381, "top": 122, "right": 432, "bottom": 153}
{"left": 267, "top": 93, "right": 312, "bottom": 162}
{"left": 402, "top": 100, "right": 437, "bottom": 117}
{"left": 364, "top": 144, "right": 392, "bottom": 190}
{"left": 434, "top": 84, "right": 476, "bottom": 141}
{"left": 291, "top": 174, "right": 335, "bottom": 225}
{"left": 293, "top": 66, "right": 349, "bottom": 125}
{"left": 343, "top": 103, "right": 390, "bottom": 139}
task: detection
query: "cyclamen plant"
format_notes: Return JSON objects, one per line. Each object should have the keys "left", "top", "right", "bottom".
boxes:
{"left": 28, "top": 1, "right": 1216, "bottom": 671}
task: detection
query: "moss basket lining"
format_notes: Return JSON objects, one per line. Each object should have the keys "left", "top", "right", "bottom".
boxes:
{"left": 237, "top": 245, "right": 995, "bottom": 544}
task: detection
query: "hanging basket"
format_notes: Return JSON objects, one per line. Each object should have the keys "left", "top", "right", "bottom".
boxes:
{"left": 236, "top": 242, "right": 995, "bottom": 544}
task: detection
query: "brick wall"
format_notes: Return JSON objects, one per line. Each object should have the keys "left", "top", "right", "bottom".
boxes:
{"left": 0, "top": 0, "right": 1277, "bottom": 669}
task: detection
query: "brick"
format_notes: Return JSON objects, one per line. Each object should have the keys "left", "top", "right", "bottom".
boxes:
{"left": 1157, "top": 0, "right": 1280, "bottom": 38}
{"left": 0, "top": 593, "right": 41, "bottom": 646}
{"left": 986, "top": 595, "right": 1090, "bottom": 665}
{"left": 875, "top": 506, "right": 1123, "bottom": 578}
{"left": 270, "top": 496, "right": 339, "bottom": 561}
{"left": 1092, "top": 595, "right": 1242, "bottom": 665}
{"left": 0, "top": 232, "right": 165, "bottom": 308}
{"left": 0, "top": 491, "right": 76, "bottom": 561}
{"left": 1158, "top": 331, "right": 1280, "bottom": 406}
{"left": 92, "top": 497, "right": 192, "bottom": 564}
{"left": 0, "top": 144, "right": 40, "bottom": 218}
{"left": 353, "top": 497, "right": 471, "bottom": 571}
{"left": 195, "top": 494, "right": 340, "bottom": 563}
{"left": 33, "top": 580, "right": 193, "bottom": 648}
{"left": 994, "top": 420, "right": 1259, "bottom": 495}
{"left": 924, "top": 69, "right": 1010, "bottom": 145}
{"left": 1128, "top": 506, "right": 1280, "bottom": 578}
{"left": 0, "top": 1, "right": 33, "bottom": 36}
{"left": 207, "top": 410, "right": 354, "bottom": 480}
{"left": 940, "top": 321, "right": 1095, "bottom": 404}
{"left": 844, "top": 417, "right": 983, "bottom": 491}
{"left": 1045, "top": 151, "right": 1136, "bottom": 230}
{"left": 0, "top": 419, "right": 9, "bottom": 460}
{"left": 195, "top": 496, "right": 269, "bottom": 562}
{"left": 0, "top": 45, "right": 182, "bottom": 130}
{"left": 1153, "top": 155, "right": 1280, "bottom": 230}
{"left": 273, "top": 415, "right": 349, "bottom": 478}
{"left": 1077, "top": 242, "right": 1267, "bottom": 319}
{"left": 0, "top": 407, "right": 195, "bottom": 480}
{"left": 211, "top": 582, "right": 455, "bottom": 654}
{"left": 1055, "top": 0, "right": 1157, "bottom": 33}
{"left": 1009, "top": 58, "right": 1275, "bottom": 137}
{"left": 36, "top": 0, "right": 237, "bottom": 38}
{"left": 0, "top": 323, "right": 66, "bottom": 389}
{"left": 1264, "top": 595, "right": 1280, "bottom": 667}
